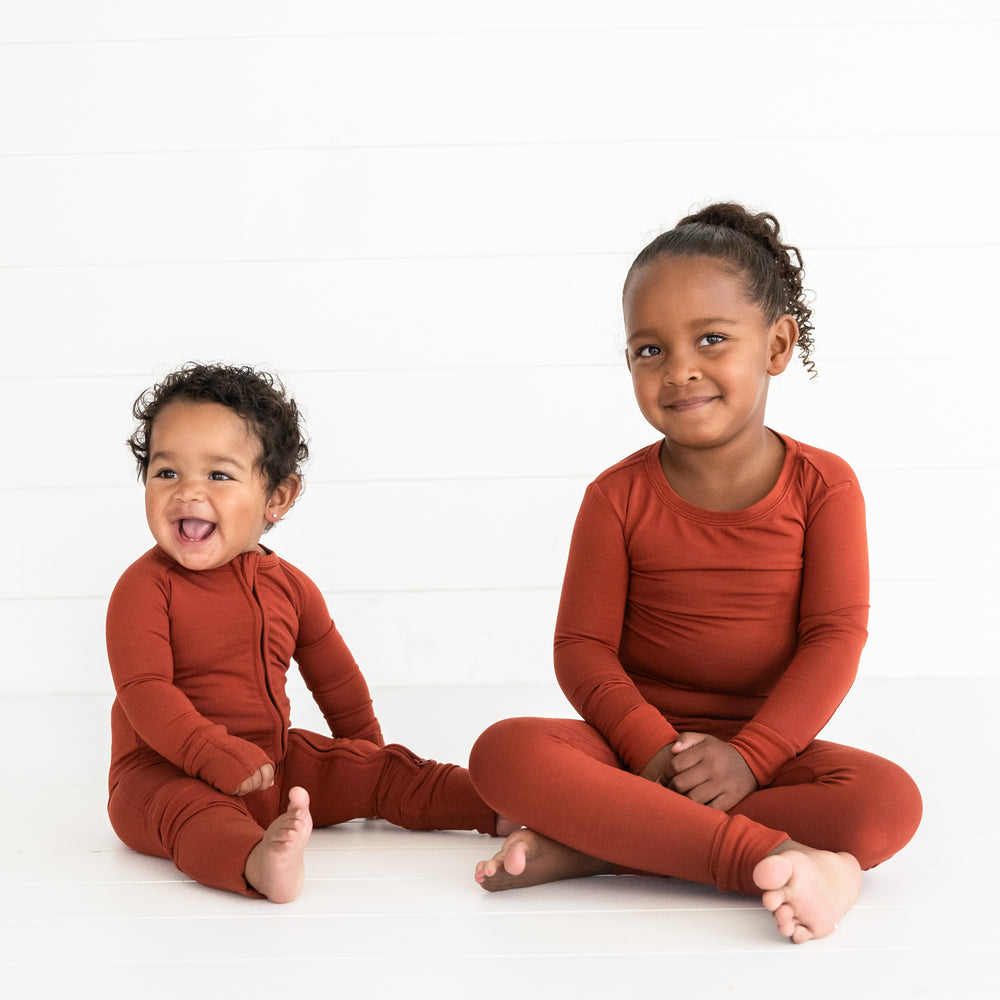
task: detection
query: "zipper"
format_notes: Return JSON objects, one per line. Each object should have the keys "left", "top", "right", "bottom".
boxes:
{"left": 236, "top": 555, "right": 288, "bottom": 761}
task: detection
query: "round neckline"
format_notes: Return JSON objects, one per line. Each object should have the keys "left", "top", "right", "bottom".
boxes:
{"left": 153, "top": 544, "right": 280, "bottom": 572}
{"left": 642, "top": 431, "right": 797, "bottom": 523}
{"left": 234, "top": 545, "right": 280, "bottom": 568}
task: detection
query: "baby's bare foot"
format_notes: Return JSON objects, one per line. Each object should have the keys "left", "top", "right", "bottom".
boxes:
{"left": 245, "top": 786, "right": 313, "bottom": 903}
{"left": 474, "top": 828, "right": 610, "bottom": 892}
{"left": 753, "top": 841, "right": 861, "bottom": 943}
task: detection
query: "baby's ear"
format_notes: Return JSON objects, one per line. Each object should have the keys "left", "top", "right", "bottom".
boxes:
{"left": 266, "top": 474, "right": 302, "bottom": 520}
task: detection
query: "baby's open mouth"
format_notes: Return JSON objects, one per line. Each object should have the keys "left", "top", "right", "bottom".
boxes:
{"left": 178, "top": 518, "right": 216, "bottom": 541}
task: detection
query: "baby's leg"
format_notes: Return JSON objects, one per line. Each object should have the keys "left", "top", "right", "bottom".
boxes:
{"left": 475, "top": 828, "right": 611, "bottom": 890}
{"left": 754, "top": 841, "right": 862, "bottom": 943}
{"left": 108, "top": 759, "right": 272, "bottom": 897}
{"left": 284, "top": 729, "right": 498, "bottom": 834}
{"left": 244, "top": 787, "right": 313, "bottom": 903}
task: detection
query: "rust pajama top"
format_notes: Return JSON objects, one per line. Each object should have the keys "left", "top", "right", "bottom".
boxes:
{"left": 470, "top": 435, "right": 921, "bottom": 893}
{"left": 108, "top": 546, "right": 383, "bottom": 796}
{"left": 107, "top": 546, "right": 494, "bottom": 894}
{"left": 554, "top": 433, "right": 869, "bottom": 782}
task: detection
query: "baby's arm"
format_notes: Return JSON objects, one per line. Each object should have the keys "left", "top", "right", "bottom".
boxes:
{"left": 107, "top": 560, "right": 272, "bottom": 794}
{"left": 290, "top": 567, "right": 384, "bottom": 746}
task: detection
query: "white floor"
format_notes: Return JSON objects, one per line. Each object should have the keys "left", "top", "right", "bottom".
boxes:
{"left": 1, "top": 678, "right": 996, "bottom": 999}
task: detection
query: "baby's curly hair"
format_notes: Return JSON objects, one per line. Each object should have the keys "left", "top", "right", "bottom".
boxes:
{"left": 625, "top": 203, "right": 816, "bottom": 375}
{"left": 128, "top": 363, "right": 309, "bottom": 499}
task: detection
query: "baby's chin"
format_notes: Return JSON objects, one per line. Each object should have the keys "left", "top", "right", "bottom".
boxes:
{"left": 155, "top": 520, "right": 227, "bottom": 570}
{"left": 154, "top": 525, "right": 267, "bottom": 572}
{"left": 166, "top": 547, "right": 229, "bottom": 572}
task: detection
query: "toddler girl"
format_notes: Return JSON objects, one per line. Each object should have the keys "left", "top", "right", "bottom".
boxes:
{"left": 470, "top": 204, "right": 922, "bottom": 943}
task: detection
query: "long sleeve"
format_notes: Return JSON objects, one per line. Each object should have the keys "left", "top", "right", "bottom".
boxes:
{"left": 107, "top": 556, "right": 271, "bottom": 794}
{"left": 554, "top": 482, "right": 679, "bottom": 772}
{"left": 289, "top": 569, "right": 384, "bottom": 746}
{"left": 730, "top": 476, "right": 869, "bottom": 784}
{"left": 553, "top": 438, "right": 869, "bottom": 785}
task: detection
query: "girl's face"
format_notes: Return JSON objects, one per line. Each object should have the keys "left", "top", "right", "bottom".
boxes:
{"left": 143, "top": 399, "right": 296, "bottom": 571}
{"left": 623, "top": 255, "right": 797, "bottom": 453}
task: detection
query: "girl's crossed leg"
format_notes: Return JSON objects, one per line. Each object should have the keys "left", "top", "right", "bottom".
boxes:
{"left": 468, "top": 717, "right": 921, "bottom": 942}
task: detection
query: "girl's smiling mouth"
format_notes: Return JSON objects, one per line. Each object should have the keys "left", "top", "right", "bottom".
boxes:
{"left": 177, "top": 518, "right": 217, "bottom": 542}
{"left": 667, "top": 395, "right": 718, "bottom": 411}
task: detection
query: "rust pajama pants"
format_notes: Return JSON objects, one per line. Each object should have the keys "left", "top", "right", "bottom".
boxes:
{"left": 469, "top": 717, "right": 922, "bottom": 895}
{"left": 109, "top": 728, "right": 496, "bottom": 897}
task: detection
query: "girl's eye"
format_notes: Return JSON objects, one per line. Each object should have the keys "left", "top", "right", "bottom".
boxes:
{"left": 699, "top": 334, "right": 725, "bottom": 347}
{"left": 635, "top": 345, "right": 661, "bottom": 358}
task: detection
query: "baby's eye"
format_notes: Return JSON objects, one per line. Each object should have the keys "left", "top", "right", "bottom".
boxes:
{"left": 635, "top": 345, "right": 661, "bottom": 358}
{"left": 698, "top": 334, "right": 726, "bottom": 347}
{"left": 209, "top": 471, "right": 232, "bottom": 481}
{"left": 151, "top": 469, "right": 177, "bottom": 479}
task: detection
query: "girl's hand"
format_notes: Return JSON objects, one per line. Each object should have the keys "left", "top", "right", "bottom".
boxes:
{"left": 637, "top": 743, "right": 680, "bottom": 786}
{"left": 235, "top": 762, "right": 275, "bottom": 797}
{"left": 668, "top": 733, "right": 757, "bottom": 812}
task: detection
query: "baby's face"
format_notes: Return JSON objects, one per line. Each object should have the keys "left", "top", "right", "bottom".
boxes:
{"left": 143, "top": 399, "right": 274, "bottom": 571}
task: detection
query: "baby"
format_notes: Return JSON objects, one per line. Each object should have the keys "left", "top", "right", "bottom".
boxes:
{"left": 106, "top": 362, "right": 512, "bottom": 900}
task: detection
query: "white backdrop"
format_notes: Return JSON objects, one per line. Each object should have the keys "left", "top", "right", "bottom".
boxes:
{"left": 2, "top": 1, "right": 997, "bottom": 695}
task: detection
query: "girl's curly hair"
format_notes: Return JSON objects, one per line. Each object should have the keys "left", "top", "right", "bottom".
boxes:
{"left": 128, "top": 363, "right": 309, "bottom": 503}
{"left": 625, "top": 202, "right": 816, "bottom": 375}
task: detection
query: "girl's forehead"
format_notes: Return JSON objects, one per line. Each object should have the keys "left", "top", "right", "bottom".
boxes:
{"left": 625, "top": 256, "right": 753, "bottom": 313}
{"left": 628, "top": 254, "right": 741, "bottom": 289}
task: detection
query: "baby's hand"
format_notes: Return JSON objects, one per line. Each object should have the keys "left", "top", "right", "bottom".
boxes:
{"left": 669, "top": 733, "right": 756, "bottom": 812}
{"left": 235, "top": 763, "right": 275, "bottom": 797}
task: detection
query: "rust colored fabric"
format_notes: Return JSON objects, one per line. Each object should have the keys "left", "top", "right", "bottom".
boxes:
{"left": 470, "top": 436, "right": 921, "bottom": 893}
{"left": 554, "top": 435, "right": 870, "bottom": 783}
{"left": 107, "top": 546, "right": 494, "bottom": 895}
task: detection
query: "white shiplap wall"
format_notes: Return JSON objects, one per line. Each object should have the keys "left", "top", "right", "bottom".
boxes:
{"left": 2, "top": 1, "right": 997, "bottom": 694}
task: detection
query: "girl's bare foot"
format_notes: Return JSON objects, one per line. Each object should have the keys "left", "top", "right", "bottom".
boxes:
{"left": 474, "top": 828, "right": 610, "bottom": 891}
{"left": 753, "top": 840, "right": 862, "bottom": 943}
{"left": 495, "top": 814, "right": 521, "bottom": 838}
{"left": 244, "top": 786, "right": 313, "bottom": 903}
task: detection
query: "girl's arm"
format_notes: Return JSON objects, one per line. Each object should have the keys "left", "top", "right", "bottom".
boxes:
{"left": 729, "top": 476, "right": 869, "bottom": 785}
{"left": 554, "top": 483, "right": 678, "bottom": 773}
{"left": 290, "top": 568, "right": 384, "bottom": 747}
{"left": 107, "top": 563, "right": 272, "bottom": 795}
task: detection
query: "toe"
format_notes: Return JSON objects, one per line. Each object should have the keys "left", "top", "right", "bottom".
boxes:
{"left": 791, "top": 925, "right": 814, "bottom": 944}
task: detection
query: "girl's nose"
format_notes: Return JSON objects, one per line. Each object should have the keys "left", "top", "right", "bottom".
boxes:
{"left": 663, "top": 356, "right": 700, "bottom": 385}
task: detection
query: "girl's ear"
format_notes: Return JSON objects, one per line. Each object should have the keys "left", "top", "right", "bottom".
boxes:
{"left": 767, "top": 315, "right": 799, "bottom": 376}
{"left": 265, "top": 474, "right": 302, "bottom": 522}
